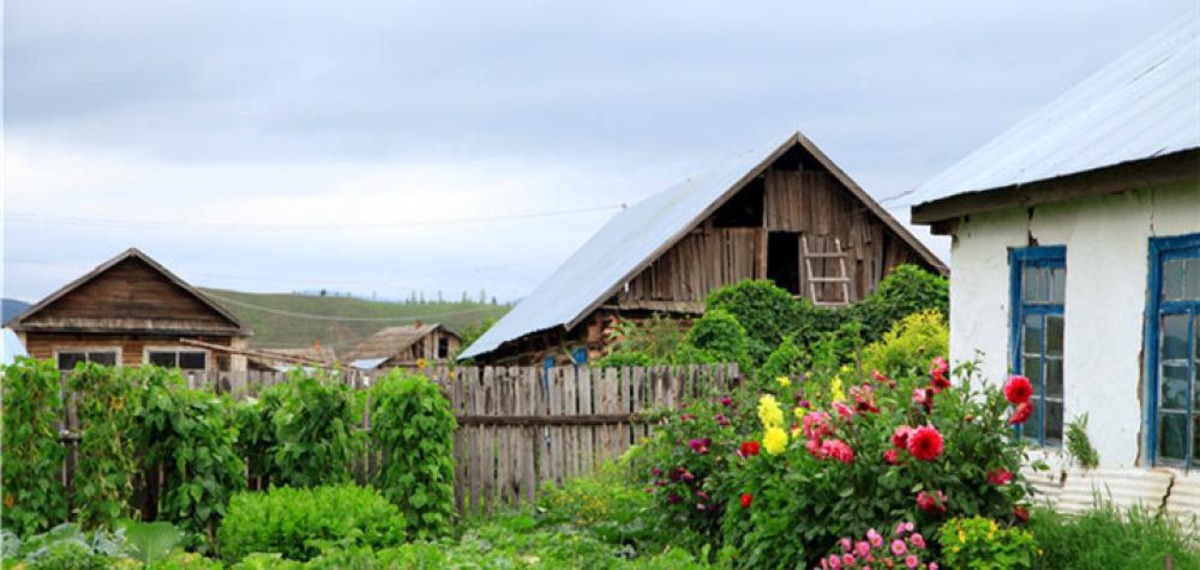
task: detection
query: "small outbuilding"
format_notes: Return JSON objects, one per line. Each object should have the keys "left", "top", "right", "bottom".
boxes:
{"left": 341, "top": 322, "right": 461, "bottom": 369}
{"left": 5, "top": 248, "right": 253, "bottom": 372}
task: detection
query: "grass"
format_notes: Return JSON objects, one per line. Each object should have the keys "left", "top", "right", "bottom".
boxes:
{"left": 199, "top": 288, "right": 509, "bottom": 355}
{"left": 1028, "top": 504, "right": 1200, "bottom": 569}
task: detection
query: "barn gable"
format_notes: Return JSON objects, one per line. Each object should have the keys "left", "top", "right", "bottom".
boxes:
{"left": 462, "top": 131, "right": 944, "bottom": 362}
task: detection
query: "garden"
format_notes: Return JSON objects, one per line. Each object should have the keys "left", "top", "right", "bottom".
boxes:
{"left": 2, "top": 266, "right": 1198, "bottom": 568}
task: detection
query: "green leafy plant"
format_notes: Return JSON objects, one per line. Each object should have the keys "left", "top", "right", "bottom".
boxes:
{"left": 538, "top": 462, "right": 661, "bottom": 547}
{"left": 0, "top": 358, "right": 68, "bottom": 536}
{"left": 705, "top": 280, "right": 805, "bottom": 368}
{"left": 595, "top": 315, "right": 686, "bottom": 367}
{"left": 850, "top": 264, "right": 948, "bottom": 343}
{"left": 1065, "top": 414, "right": 1100, "bottom": 470}
{"left": 371, "top": 371, "right": 457, "bottom": 539}
{"left": 117, "top": 520, "right": 185, "bottom": 564}
{"left": 1029, "top": 504, "right": 1200, "bottom": 569}
{"left": 675, "top": 309, "right": 752, "bottom": 374}
{"left": 861, "top": 310, "right": 949, "bottom": 376}
{"left": 758, "top": 335, "right": 810, "bottom": 389}
{"left": 217, "top": 484, "right": 407, "bottom": 563}
{"left": 938, "top": 516, "right": 1036, "bottom": 569}
{"left": 138, "top": 368, "right": 246, "bottom": 543}
{"left": 69, "top": 363, "right": 141, "bottom": 529}
{"left": 233, "top": 387, "right": 285, "bottom": 489}
{"left": 7, "top": 523, "right": 131, "bottom": 570}
{"left": 271, "top": 371, "right": 360, "bottom": 488}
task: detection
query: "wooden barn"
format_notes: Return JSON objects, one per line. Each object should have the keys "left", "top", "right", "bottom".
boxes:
{"left": 461, "top": 131, "right": 946, "bottom": 365}
{"left": 341, "top": 322, "right": 462, "bottom": 369}
{"left": 5, "top": 248, "right": 253, "bottom": 372}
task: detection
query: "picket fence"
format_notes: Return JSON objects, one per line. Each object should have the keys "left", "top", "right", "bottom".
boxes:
{"left": 55, "top": 364, "right": 741, "bottom": 516}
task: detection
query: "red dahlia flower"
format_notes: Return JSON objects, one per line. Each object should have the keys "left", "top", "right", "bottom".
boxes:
{"left": 916, "top": 490, "right": 948, "bottom": 513}
{"left": 740, "top": 493, "right": 753, "bottom": 509}
{"left": 833, "top": 401, "right": 856, "bottom": 419}
{"left": 906, "top": 426, "right": 945, "bottom": 461}
{"left": 912, "top": 387, "right": 934, "bottom": 412}
{"left": 1003, "top": 375, "right": 1034, "bottom": 405}
{"left": 740, "top": 440, "right": 761, "bottom": 457}
{"left": 1008, "top": 401, "right": 1034, "bottom": 425}
{"left": 883, "top": 448, "right": 901, "bottom": 465}
{"left": 987, "top": 469, "right": 1014, "bottom": 486}
{"left": 803, "top": 411, "right": 833, "bottom": 440}
{"left": 822, "top": 439, "right": 855, "bottom": 464}
{"left": 892, "top": 425, "right": 915, "bottom": 449}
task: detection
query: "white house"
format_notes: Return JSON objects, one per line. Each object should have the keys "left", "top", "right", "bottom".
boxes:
{"left": 911, "top": 12, "right": 1199, "bottom": 486}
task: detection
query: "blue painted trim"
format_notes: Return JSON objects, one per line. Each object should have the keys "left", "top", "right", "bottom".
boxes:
{"left": 1009, "top": 245, "right": 1067, "bottom": 446}
{"left": 1145, "top": 232, "right": 1200, "bottom": 467}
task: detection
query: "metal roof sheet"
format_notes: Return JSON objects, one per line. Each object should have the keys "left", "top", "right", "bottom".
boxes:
{"left": 912, "top": 15, "right": 1200, "bottom": 209}
{"left": 461, "top": 131, "right": 945, "bottom": 360}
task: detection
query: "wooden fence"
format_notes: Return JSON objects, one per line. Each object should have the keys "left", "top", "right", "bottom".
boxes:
{"left": 52, "top": 364, "right": 740, "bottom": 516}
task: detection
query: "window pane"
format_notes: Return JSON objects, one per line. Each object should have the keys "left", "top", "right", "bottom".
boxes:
{"left": 1026, "top": 398, "right": 1044, "bottom": 444}
{"left": 1162, "top": 364, "right": 1190, "bottom": 410}
{"left": 1023, "top": 315, "right": 1043, "bottom": 355}
{"left": 1024, "top": 357, "right": 1044, "bottom": 397}
{"left": 1051, "top": 267, "right": 1066, "bottom": 304}
{"left": 1164, "top": 259, "right": 1187, "bottom": 301}
{"left": 1045, "top": 401, "right": 1063, "bottom": 447}
{"left": 1046, "top": 358, "right": 1063, "bottom": 399}
{"left": 1023, "top": 266, "right": 1040, "bottom": 302}
{"left": 88, "top": 352, "right": 117, "bottom": 366}
{"left": 1046, "top": 315, "right": 1064, "bottom": 356}
{"left": 1160, "top": 413, "right": 1188, "bottom": 461}
{"left": 148, "top": 352, "right": 177, "bottom": 367}
{"left": 58, "top": 352, "right": 85, "bottom": 371}
{"left": 1163, "top": 314, "right": 1189, "bottom": 361}
{"left": 1187, "top": 259, "right": 1200, "bottom": 301}
{"left": 178, "top": 352, "right": 206, "bottom": 370}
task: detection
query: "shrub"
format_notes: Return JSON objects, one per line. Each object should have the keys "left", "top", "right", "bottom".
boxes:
{"left": 861, "top": 311, "right": 949, "bottom": 377}
{"left": 1028, "top": 505, "right": 1200, "bottom": 569}
{"left": 538, "top": 462, "right": 661, "bottom": 547}
{"left": 69, "top": 363, "right": 142, "bottom": 529}
{"left": 705, "top": 280, "right": 804, "bottom": 367}
{"left": 937, "top": 516, "right": 1036, "bottom": 569}
{"left": 676, "top": 309, "right": 752, "bottom": 374}
{"left": 812, "top": 522, "right": 935, "bottom": 569}
{"left": 595, "top": 315, "right": 686, "bottom": 367}
{"left": 271, "top": 372, "right": 360, "bottom": 488}
{"left": 138, "top": 368, "right": 246, "bottom": 543}
{"left": 0, "top": 358, "right": 68, "bottom": 536}
{"left": 371, "top": 371, "right": 457, "bottom": 539}
{"left": 850, "top": 264, "right": 948, "bottom": 343}
{"left": 233, "top": 387, "right": 285, "bottom": 489}
{"left": 758, "top": 335, "right": 809, "bottom": 390}
{"left": 217, "top": 485, "right": 407, "bottom": 563}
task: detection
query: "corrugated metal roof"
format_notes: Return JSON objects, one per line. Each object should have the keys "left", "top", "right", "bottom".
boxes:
{"left": 461, "top": 131, "right": 945, "bottom": 360}
{"left": 1056, "top": 467, "right": 1173, "bottom": 516}
{"left": 912, "top": 15, "right": 1200, "bottom": 209}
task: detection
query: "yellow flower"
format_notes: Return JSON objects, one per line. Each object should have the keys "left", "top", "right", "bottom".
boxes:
{"left": 830, "top": 377, "right": 845, "bottom": 402}
{"left": 757, "top": 395, "right": 784, "bottom": 429}
{"left": 763, "top": 426, "right": 788, "bottom": 455}
{"left": 791, "top": 425, "right": 803, "bottom": 438}
{"left": 776, "top": 376, "right": 791, "bottom": 388}
{"left": 793, "top": 406, "right": 807, "bottom": 421}
{"left": 416, "top": 358, "right": 428, "bottom": 369}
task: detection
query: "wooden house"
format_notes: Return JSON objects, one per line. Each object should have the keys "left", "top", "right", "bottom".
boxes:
{"left": 5, "top": 248, "right": 252, "bottom": 372}
{"left": 910, "top": 14, "right": 1199, "bottom": 483}
{"left": 341, "top": 322, "right": 461, "bottom": 369}
{"left": 462, "top": 131, "right": 946, "bottom": 365}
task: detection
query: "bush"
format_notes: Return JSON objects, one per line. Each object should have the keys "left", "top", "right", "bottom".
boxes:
{"left": 676, "top": 309, "right": 752, "bottom": 374}
{"left": 270, "top": 372, "right": 360, "bottom": 488}
{"left": 217, "top": 485, "right": 407, "bottom": 563}
{"left": 6, "top": 523, "right": 131, "bottom": 570}
{"left": 371, "top": 371, "right": 457, "bottom": 539}
{"left": 758, "top": 335, "right": 809, "bottom": 390}
{"left": 861, "top": 310, "right": 949, "bottom": 376}
{"left": 538, "top": 462, "right": 661, "bottom": 547}
{"left": 937, "top": 516, "right": 1036, "bottom": 569}
{"left": 69, "top": 364, "right": 142, "bottom": 529}
{"left": 850, "top": 264, "right": 948, "bottom": 343}
{"left": 705, "top": 280, "right": 804, "bottom": 367}
{"left": 594, "top": 315, "right": 686, "bottom": 367}
{"left": 0, "top": 358, "right": 68, "bottom": 536}
{"left": 1028, "top": 505, "right": 1200, "bottom": 569}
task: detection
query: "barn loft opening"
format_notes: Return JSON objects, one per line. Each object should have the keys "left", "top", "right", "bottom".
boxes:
{"left": 712, "top": 178, "right": 764, "bottom": 227}
{"left": 767, "top": 231, "right": 801, "bottom": 295}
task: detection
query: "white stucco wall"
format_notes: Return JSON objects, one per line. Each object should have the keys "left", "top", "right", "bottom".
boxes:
{"left": 948, "top": 180, "right": 1200, "bottom": 469}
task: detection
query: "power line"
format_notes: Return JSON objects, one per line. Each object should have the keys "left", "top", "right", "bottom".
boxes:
{"left": 204, "top": 292, "right": 502, "bottom": 322}
{"left": 6, "top": 204, "right": 625, "bottom": 232}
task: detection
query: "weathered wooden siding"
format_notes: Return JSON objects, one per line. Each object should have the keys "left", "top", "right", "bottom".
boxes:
{"left": 23, "top": 332, "right": 237, "bottom": 370}
{"left": 616, "top": 227, "right": 763, "bottom": 307}
{"left": 21, "top": 257, "right": 239, "bottom": 332}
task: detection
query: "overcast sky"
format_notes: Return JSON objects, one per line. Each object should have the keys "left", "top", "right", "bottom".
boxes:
{"left": 3, "top": 1, "right": 1195, "bottom": 305}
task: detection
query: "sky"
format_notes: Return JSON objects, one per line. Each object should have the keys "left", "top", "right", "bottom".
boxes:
{"left": 3, "top": 1, "right": 1195, "bottom": 305}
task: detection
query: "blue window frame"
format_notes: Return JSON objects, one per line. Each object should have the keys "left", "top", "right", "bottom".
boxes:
{"left": 1010, "top": 246, "right": 1066, "bottom": 447}
{"left": 1146, "top": 233, "right": 1200, "bottom": 467}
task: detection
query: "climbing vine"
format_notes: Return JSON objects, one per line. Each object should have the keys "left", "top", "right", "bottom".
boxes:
{"left": 0, "top": 358, "right": 67, "bottom": 536}
{"left": 271, "top": 372, "right": 359, "bottom": 487}
{"left": 69, "top": 363, "right": 141, "bottom": 529}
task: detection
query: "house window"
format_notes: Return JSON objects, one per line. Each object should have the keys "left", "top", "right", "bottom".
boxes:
{"left": 1010, "top": 246, "right": 1066, "bottom": 448}
{"left": 147, "top": 349, "right": 207, "bottom": 371}
{"left": 1147, "top": 233, "right": 1200, "bottom": 467}
{"left": 437, "top": 337, "right": 450, "bottom": 359}
{"left": 56, "top": 349, "right": 118, "bottom": 370}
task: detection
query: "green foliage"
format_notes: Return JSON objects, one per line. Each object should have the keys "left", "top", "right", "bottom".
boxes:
{"left": 595, "top": 315, "right": 686, "bottom": 367}
{"left": 271, "top": 372, "right": 360, "bottom": 488}
{"left": 705, "top": 280, "right": 804, "bottom": 367}
{"left": 5, "top": 523, "right": 131, "bottom": 570}
{"left": 138, "top": 369, "right": 246, "bottom": 542}
{"left": 758, "top": 335, "right": 810, "bottom": 388}
{"left": 861, "top": 310, "right": 949, "bottom": 376}
{"left": 371, "top": 371, "right": 457, "bottom": 539}
{"left": 118, "top": 520, "right": 186, "bottom": 564}
{"left": 676, "top": 309, "right": 752, "bottom": 374}
{"left": 1029, "top": 505, "right": 1200, "bottom": 569}
{"left": 233, "top": 387, "right": 284, "bottom": 487}
{"left": 938, "top": 516, "right": 1037, "bottom": 569}
{"left": 1065, "top": 414, "right": 1100, "bottom": 470}
{"left": 458, "top": 316, "right": 498, "bottom": 353}
{"left": 0, "top": 358, "right": 68, "bottom": 536}
{"left": 850, "top": 264, "right": 948, "bottom": 343}
{"left": 538, "top": 462, "right": 662, "bottom": 547}
{"left": 69, "top": 363, "right": 142, "bottom": 529}
{"left": 217, "top": 484, "right": 407, "bottom": 563}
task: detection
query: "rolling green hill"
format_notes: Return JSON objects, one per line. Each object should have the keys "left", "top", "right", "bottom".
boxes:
{"left": 199, "top": 288, "right": 510, "bottom": 355}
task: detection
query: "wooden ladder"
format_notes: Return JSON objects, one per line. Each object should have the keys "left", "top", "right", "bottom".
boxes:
{"left": 802, "top": 235, "right": 852, "bottom": 307}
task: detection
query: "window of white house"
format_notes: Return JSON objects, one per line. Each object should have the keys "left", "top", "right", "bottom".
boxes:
{"left": 56, "top": 349, "right": 118, "bottom": 370}
{"left": 147, "top": 350, "right": 207, "bottom": 371}
{"left": 1148, "top": 233, "right": 1200, "bottom": 467}
{"left": 1010, "top": 246, "right": 1066, "bottom": 448}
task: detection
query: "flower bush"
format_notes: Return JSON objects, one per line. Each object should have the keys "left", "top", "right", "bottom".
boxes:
{"left": 937, "top": 516, "right": 1036, "bottom": 569}
{"left": 816, "top": 522, "right": 936, "bottom": 570}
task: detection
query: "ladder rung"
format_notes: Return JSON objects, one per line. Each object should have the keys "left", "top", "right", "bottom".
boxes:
{"left": 809, "top": 277, "right": 851, "bottom": 283}
{"left": 805, "top": 252, "right": 847, "bottom": 259}
{"left": 813, "top": 301, "right": 851, "bottom": 307}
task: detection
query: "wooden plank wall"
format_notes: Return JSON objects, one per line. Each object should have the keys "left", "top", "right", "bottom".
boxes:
{"left": 51, "top": 364, "right": 739, "bottom": 517}
{"left": 618, "top": 228, "right": 762, "bottom": 305}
